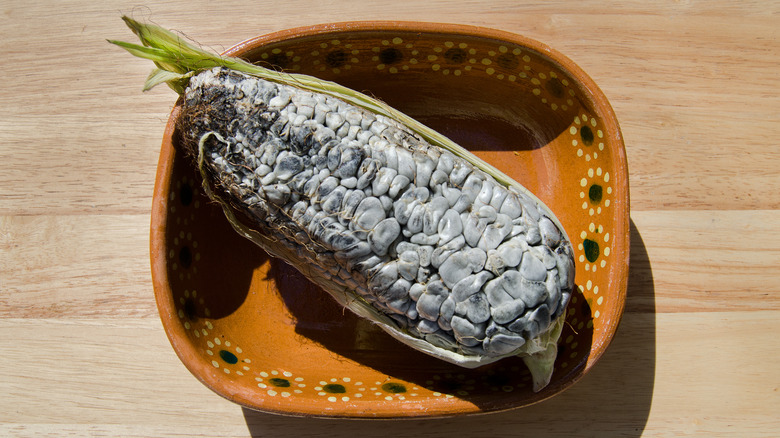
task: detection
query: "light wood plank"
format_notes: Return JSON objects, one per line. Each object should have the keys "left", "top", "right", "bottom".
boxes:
{"left": 1, "top": 312, "right": 777, "bottom": 436}
{"left": 2, "top": 210, "right": 777, "bottom": 318}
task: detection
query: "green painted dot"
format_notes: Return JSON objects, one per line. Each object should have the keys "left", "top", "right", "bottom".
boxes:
{"left": 381, "top": 382, "right": 407, "bottom": 393}
{"left": 269, "top": 378, "right": 291, "bottom": 387}
{"left": 179, "top": 246, "right": 192, "bottom": 268}
{"left": 219, "top": 350, "right": 238, "bottom": 364}
{"left": 485, "top": 373, "right": 511, "bottom": 387}
{"left": 325, "top": 50, "right": 347, "bottom": 68}
{"left": 589, "top": 184, "right": 603, "bottom": 203}
{"left": 580, "top": 126, "right": 595, "bottom": 146}
{"left": 323, "top": 384, "right": 346, "bottom": 394}
{"left": 546, "top": 78, "right": 564, "bottom": 98}
{"left": 583, "top": 239, "right": 600, "bottom": 262}
{"left": 379, "top": 48, "right": 403, "bottom": 65}
{"left": 179, "top": 183, "right": 193, "bottom": 206}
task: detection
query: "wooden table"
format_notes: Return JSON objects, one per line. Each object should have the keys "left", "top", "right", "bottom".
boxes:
{"left": 1, "top": 1, "right": 778, "bottom": 436}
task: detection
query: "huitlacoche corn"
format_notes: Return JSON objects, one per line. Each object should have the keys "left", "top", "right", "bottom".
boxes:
{"left": 111, "top": 17, "right": 577, "bottom": 389}
{"left": 179, "top": 67, "right": 575, "bottom": 361}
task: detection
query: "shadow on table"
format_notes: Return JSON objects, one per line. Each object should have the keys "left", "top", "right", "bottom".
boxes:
{"left": 242, "top": 219, "right": 655, "bottom": 437}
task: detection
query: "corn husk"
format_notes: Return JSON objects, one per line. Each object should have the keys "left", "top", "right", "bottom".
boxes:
{"left": 110, "top": 17, "right": 569, "bottom": 391}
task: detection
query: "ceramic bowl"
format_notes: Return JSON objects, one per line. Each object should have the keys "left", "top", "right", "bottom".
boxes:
{"left": 150, "top": 21, "right": 629, "bottom": 418}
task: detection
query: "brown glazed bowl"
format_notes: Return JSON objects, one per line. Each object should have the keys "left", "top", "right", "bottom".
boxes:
{"left": 150, "top": 21, "right": 629, "bottom": 418}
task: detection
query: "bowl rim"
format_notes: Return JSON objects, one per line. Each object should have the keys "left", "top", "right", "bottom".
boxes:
{"left": 150, "top": 20, "right": 630, "bottom": 418}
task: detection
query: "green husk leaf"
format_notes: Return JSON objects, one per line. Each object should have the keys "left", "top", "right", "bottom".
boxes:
{"left": 522, "top": 314, "right": 565, "bottom": 392}
{"left": 144, "top": 68, "right": 193, "bottom": 93}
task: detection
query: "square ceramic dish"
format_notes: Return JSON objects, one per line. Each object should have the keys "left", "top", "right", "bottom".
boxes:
{"left": 150, "top": 21, "right": 629, "bottom": 418}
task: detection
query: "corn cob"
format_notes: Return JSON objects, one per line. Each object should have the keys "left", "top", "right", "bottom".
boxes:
{"left": 111, "top": 18, "right": 575, "bottom": 391}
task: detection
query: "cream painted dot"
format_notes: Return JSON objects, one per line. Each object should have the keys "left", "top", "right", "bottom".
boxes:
{"left": 589, "top": 223, "right": 596, "bottom": 232}
{"left": 392, "top": 37, "right": 403, "bottom": 44}
{"left": 342, "top": 396, "right": 350, "bottom": 402}
{"left": 597, "top": 296, "right": 604, "bottom": 305}
{"left": 409, "top": 58, "right": 418, "bottom": 64}
{"left": 207, "top": 341, "right": 214, "bottom": 348}
{"left": 211, "top": 360, "right": 219, "bottom": 368}
{"left": 428, "top": 54, "right": 438, "bottom": 61}
{"left": 236, "top": 347, "right": 243, "bottom": 354}
{"left": 243, "top": 366, "right": 250, "bottom": 371}
{"left": 193, "top": 331, "right": 200, "bottom": 338}
{"left": 586, "top": 154, "right": 592, "bottom": 162}
{"left": 597, "top": 207, "right": 602, "bottom": 214}
{"left": 605, "top": 199, "right": 611, "bottom": 207}
{"left": 325, "top": 396, "right": 336, "bottom": 402}
{"left": 588, "top": 168, "right": 594, "bottom": 178}
{"left": 586, "top": 280, "right": 592, "bottom": 290}
{"left": 578, "top": 243, "right": 584, "bottom": 250}
{"left": 594, "top": 310, "right": 601, "bottom": 318}
{"left": 578, "top": 255, "right": 585, "bottom": 263}
{"left": 283, "top": 371, "right": 292, "bottom": 377}
{"left": 214, "top": 338, "right": 221, "bottom": 345}
{"left": 601, "top": 260, "right": 607, "bottom": 268}
{"left": 281, "top": 392, "right": 291, "bottom": 397}
{"left": 469, "top": 48, "right": 477, "bottom": 54}
{"left": 589, "top": 208, "right": 595, "bottom": 216}
{"left": 573, "top": 140, "right": 579, "bottom": 147}
{"left": 223, "top": 368, "right": 230, "bottom": 374}
{"left": 582, "top": 201, "right": 588, "bottom": 209}
{"left": 599, "top": 143, "right": 605, "bottom": 151}
{"left": 604, "top": 247, "right": 611, "bottom": 256}
{"left": 580, "top": 178, "right": 588, "bottom": 187}
{"left": 258, "top": 383, "right": 267, "bottom": 388}
{"left": 486, "top": 67, "right": 495, "bottom": 75}
{"left": 434, "top": 47, "right": 443, "bottom": 53}
{"left": 260, "top": 371, "right": 268, "bottom": 377}
{"left": 604, "top": 172, "right": 610, "bottom": 182}
{"left": 598, "top": 129, "right": 604, "bottom": 138}
{"left": 607, "top": 186, "right": 613, "bottom": 194}
{"left": 580, "top": 231, "right": 588, "bottom": 239}
{"left": 569, "top": 126, "right": 577, "bottom": 135}
{"left": 585, "top": 264, "right": 591, "bottom": 271}
{"left": 432, "top": 64, "right": 440, "bottom": 71}
{"left": 481, "top": 58, "right": 492, "bottom": 65}
{"left": 343, "top": 377, "right": 351, "bottom": 382}
{"left": 591, "top": 118, "right": 597, "bottom": 127}
{"left": 531, "top": 78, "right": 540, "bottom": 85}
{"left": 206, "top": 349, "right": 213, "bottom": 356}
{"left": 574, "top": 117, "right": 581, "bottom": 125}
{"left": 454, "top": 69, "right": 462, "bottom": 76}
{"left": 533, "top": 88, "right": 541, "bottom": 95}
{"left": 376, "top": 64, "right": 385, "bottom": 70}
{"left": 551, "top": 103, "right": 558, "bottom": 110}
{"left": 389, "top": 67, "right": 398, "bottom": 74}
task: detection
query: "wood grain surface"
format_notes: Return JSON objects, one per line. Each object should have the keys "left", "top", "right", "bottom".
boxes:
{"left": 1, "top": 1, "right": 778, "bottom": 436}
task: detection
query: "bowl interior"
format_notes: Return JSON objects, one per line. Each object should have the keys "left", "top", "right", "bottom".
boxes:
{"left": 151, "top": 22, "right": 629, "bottom": 418}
